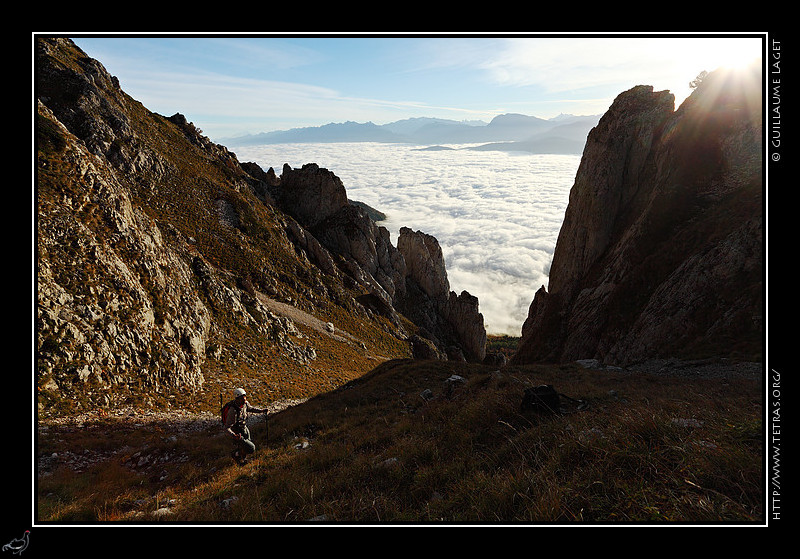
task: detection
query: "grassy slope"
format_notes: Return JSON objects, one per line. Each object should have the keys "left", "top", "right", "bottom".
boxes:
{"left": 37, "top": 359, "right": 763, "bottom": 524}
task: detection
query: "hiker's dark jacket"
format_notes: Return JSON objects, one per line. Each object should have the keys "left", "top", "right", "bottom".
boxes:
{"left": 223, "top": 399, "right": 266, "bottom": 438}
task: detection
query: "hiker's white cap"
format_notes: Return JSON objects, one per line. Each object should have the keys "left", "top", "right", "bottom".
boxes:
{"left": 233, "top": 388, "right": 246, "bottom": 397}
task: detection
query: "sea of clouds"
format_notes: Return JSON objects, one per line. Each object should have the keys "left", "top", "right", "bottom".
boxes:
{"left": 233, "top": 142, "right": 581, "bottom": 336}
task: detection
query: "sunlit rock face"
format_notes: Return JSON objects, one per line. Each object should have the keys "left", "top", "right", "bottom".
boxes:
{"left": 36, "top": 39, "right": 326, "bottom": 411}
{"left": 36, "top": 37, "right": 490, "bottom": 419}
{"left": 513, "top": 64, "right": 763, "bottom": 367}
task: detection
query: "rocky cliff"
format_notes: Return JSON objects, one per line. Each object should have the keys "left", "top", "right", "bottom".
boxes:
{"left": 273, "top": 164, "right": 486, "bottom": 362}
{"left": 396, "top": 227, "right": 486, "bottom": 362}
{"left": 512, "top": 63, "right": 763, "bottom": 366}
{"left": 35, "top": 38, "right": 486, "bottom": 415}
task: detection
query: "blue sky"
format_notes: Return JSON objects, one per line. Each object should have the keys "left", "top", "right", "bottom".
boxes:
{"left": 71, "top": 34, "right": 764, "bottom": 142}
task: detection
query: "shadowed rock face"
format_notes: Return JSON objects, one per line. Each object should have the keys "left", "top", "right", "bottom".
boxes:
{"left": 397, "top": 227, "right": 487, "bottom": 362}
{"left": 278, "top": 163, "right": 349, "bottom": 228}
{"left": 275, "top": 166, "right": 487, "bottom": 362}
{"left": 512, "top": 64, "right": 763, "bottom": 367}
{"left": 397, "top": 227, "right": 450, "bottom": 301}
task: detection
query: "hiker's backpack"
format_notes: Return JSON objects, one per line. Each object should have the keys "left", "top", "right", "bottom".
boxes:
{"left": 221, "top": 400, "right": 235, "bottom": 425}
{"left": 521, "top": 384, "right": 561, "bottom": 414}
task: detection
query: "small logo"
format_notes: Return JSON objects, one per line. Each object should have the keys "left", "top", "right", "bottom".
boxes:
{"left": 2, "top": 531, "right": 29, "bottom": 556}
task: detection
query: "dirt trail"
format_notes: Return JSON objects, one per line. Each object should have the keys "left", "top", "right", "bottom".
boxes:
{"left": 36, "top": 399, "right": 305, "bottom": 478}
{"left": 38, "top": 398, "right": 304, "bottom": 430}
{"left": 257, "top": 294, "right": 368, "bottom": 348}
{"left": 36, "top": 296, "right": 384, "bottom": 479}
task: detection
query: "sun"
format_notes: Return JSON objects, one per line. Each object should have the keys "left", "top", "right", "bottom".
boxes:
{"left": 684, "top": 37, "right": 762, "bottom": 74}
{"left": 709, "top": 39, "right": 763, "bottom": 71}
{"left": 665, "top": 37, "right": 762, "bottom": 106}
{"left": 670, "top": 37, "right": 761, "bottom": 73}
{"left": 678, "top": 39, "right": 763, "bottom": 119}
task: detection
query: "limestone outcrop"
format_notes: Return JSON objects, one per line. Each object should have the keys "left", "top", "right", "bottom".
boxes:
{"left": 512, "top": 64, "right": 763, "bottom": 367}
{"left": 396, "top": 228, "right": 487, "bottom": 362}
{"left": 314, "top": 201, "right": 408, "bottom": 306}
{"left": 397, "top": 227, "right": 450, "bottom": 301}
{"left": 37, "top": 96, "right": 317, "bottom": 410}
{"left": 277, "top": 163, "right": 349, "bottom": 228}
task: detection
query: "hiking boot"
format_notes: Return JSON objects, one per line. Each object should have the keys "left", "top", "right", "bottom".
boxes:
{"left": 231, "top": 451, "right": 245, "bottom": 465}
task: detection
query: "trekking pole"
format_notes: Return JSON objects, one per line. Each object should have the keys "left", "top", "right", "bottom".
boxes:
{"left": 264, "top": 408, "right": 269, "bottom": 443}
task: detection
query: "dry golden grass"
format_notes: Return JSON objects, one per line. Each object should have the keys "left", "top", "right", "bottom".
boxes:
{"left": 36, "top": 359, "right": 764, "bottom": 524}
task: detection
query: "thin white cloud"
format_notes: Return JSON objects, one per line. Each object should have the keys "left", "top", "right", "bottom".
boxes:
{"left": 75, "top": 37, "right": 494, "bottom": 137}
{"left": 121, "top": 72, "right": 337, "bottom": 113}
{"left": 115, "top": 68, "right": 497, "bottom": 138}
{"left": 421, "top": 36, "right": 762, "bottom": 106}
{"left": 472, "top": 38, "right": 667, "bottom": 90}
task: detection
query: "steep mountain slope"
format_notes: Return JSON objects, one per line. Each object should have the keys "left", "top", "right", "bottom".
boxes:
{"left": 35, "top": 38, "right": 486, "bottom": 417}
{"left": 512, "top": 64, "right": 763, "bottom": 366}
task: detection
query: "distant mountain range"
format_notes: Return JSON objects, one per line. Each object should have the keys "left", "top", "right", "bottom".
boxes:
{"left": 221, "top": 113, "right": 601, "bottom": 154}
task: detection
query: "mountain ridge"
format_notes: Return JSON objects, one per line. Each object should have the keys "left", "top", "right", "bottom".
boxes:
{"left": 35, "top": 36, "right": 763, "bottom": 423}
{"left": 220, "top": 113, "right": 600, "bottom": 154}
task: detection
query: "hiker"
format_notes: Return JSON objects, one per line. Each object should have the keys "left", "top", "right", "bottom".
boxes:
{"left": 222, "top": 388, "right": 268, "bottom": 465}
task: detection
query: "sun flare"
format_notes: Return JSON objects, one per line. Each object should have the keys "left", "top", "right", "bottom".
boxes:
{"left": 713, "top": 44, "right": 762, "bottom": 71}
{"left": 663, "top": 37, "right": 762, "bottom": 107}
{"left": 686, "top": 37, "right": 762, "bottom": 73}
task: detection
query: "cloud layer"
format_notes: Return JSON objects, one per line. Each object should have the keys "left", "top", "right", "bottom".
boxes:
{"left": 235, "top": 142, "right": 581, "bottom": 336}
